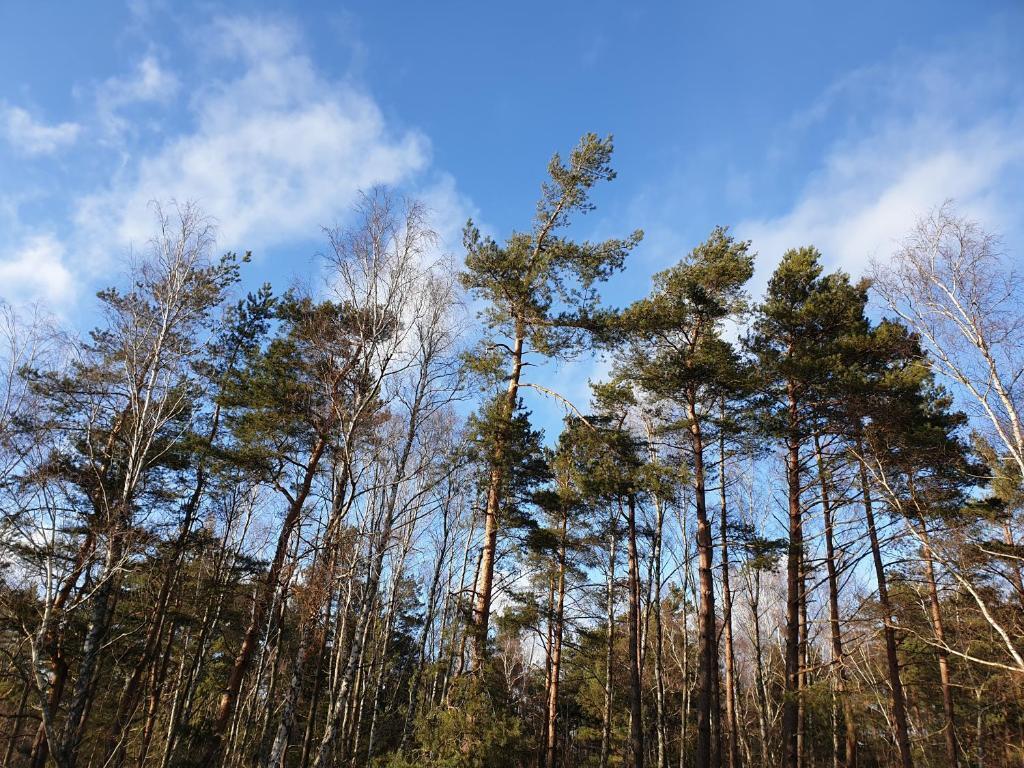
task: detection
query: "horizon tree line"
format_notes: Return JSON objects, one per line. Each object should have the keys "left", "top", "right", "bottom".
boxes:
{"left": 0, "top": 134, "right": 1022, "bottom": 768}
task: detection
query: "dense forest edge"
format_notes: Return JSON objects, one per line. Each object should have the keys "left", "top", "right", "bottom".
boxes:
{"left": 1, "top": 133, "right": 1022, "bottom": 767}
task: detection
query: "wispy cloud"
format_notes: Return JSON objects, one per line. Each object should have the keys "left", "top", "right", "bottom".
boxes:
{"left": 73, "top": 15, "right": 431, "bottom": 271}
{"left": 95, "top": 54, "right": 179, "bottom": 135}
{"left": 736, "top": 36, "right": 1024, "bottom": 296}
{"left": 1, "top": 106, "right": 81, "bottom": 156}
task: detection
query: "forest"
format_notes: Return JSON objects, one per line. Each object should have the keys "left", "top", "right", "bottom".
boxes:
{"left": 0, "top": 133, "right": 1022, "bottom": 768}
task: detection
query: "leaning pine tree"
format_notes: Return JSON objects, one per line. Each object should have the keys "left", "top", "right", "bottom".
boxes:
{"left": 460, "top": 132, "right": 641, "bottom": 669}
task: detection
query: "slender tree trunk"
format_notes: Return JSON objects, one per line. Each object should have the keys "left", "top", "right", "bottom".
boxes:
{"left": 29, "top": 531, "right": 97, "bottom": 768}
{"left": 298, "top": 597, "right": 333, "bottom": 768}
{"left": 652, "top": 497, "right": 668, "bottom": 768}
{"left": 471, "top": 327, "right": 524, "bottom": 670}
{"left": 60, "top": 534, "right": 124, "bottom": 768}
{"left": 600, "top": 522, "right": 616, "bottom": 768}
{"left": 797, "top": 548, "right": 808, "bottom": 768}
{"left": 627, "top": 494, "right": 645, "bottom": 768}
{"left": 916, "top": 514, "right": 959, "bottom": 768}
{"left": 401, "top": 503, "right": 452, "bottom": 747}
{"left": 688, "top": 400, "right": 719, "bottom": 768}
{"left": 782, "top": 383, "right": 804, "bottom": 768}
{"left": 310, "top": 513, "right": 400, "bottom": 768}
{"left": 2, "top": 683, "right": 29, "bottom": 768}
{"left": 108, "top": 429, "right": 219, "bottom": 767}
{"left": 136, "top": 621, "right": 178, "bottom": 766}
{"left": 719, "top": 423, "right": 740, "bottom": 768}
{"left": 748, "top": 571, "right": 769, "bottom": 767}
{"left": 813, "top": 434, "right": 856, "bottom": 768}
{"left": 545, "top": 511, "right": 568, "bottom": 768}
{"left": 364, "top": 528, "right": 413, "bottom": 764}
{"left": 1002, "top": 521, "right": 1024, "bottom": 609}
{"left": 541, "top": 570, "right": 556, "bottom": 767}
{"left": 855, "top": 438, "right": 913, "bottom": 768}
{"left": 208, "top": 437, "right": 326, "bottom": 764}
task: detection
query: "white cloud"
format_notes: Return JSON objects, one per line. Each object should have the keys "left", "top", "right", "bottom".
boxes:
{"left": 0, "top": 235, "right": 75, "bottom": 305}
{"left": 2, "top": 106, "right": 81, "bottom": 156}
{"left": 93, "top": 55, "right": 180, "bottom": 137}
{"left": 101, "top": 55, "right": 179, "bottom": 109}
{"left": 736, "top": 44, "right": 1024, "bottom": 297}
{"left": 75, "top": 16, "right": 430, "bottom": 265}
{"left": 738, "top": 118, "right": 1024, "bottom": 296}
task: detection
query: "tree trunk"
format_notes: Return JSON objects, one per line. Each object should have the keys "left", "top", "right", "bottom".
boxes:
{"left": 813, "top": 434, "right": 856, "bottom": 768}
{"left": 688, "top": 399, "right": 720, "bottom": 768}
{"left": 544, "top": 510, "right": 568, "bottom": 768}
{"left": 208, "top": 437, "right": 326, "bottom": 764}
{"left": 471, "top": 327, "right": 524, "bottom": 670}
{"left": 782, "top": 384, "right": 803, "bottom": 768}
{"left": 60, "top": 535, "right": 124, "bottom": 768}
{"left": 652, "top": 494, "right": 667, "bottom": 768}
{"left": 917, "top": 514, "right": 959, "bottom": 768}
{"left": 2, "top": 683, "right": 29, "bottom": 768}
{"left": 600, "top": 521, "right": 616, "bottom": 768}
{"left": 855, "top": 438, "right": 913, "bottom": 768}
{"left": 748, "top": 570, "right": 769, "bottom": 766}
{"left": 719, "top": 423, "right": 740, "bottom": 768}
{"left": 797, "top": 546, "right": 808, "bottom": 768}
{"left": 627, "top": 494, "right": 645, "bottom": 768}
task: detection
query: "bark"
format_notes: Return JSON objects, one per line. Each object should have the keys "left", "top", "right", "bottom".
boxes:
{"left": 544, "top": 510, "right": 568, "bottom": 768}
{"left": 651, "top": 492, "right": 668, "bottom": 768}
{"left": 599, "top": 522, "right": 616, "bottom": 768}
{"left": 855, "top": 438, "right": 913, "bottom": 768}
{"left": 627, "top": 494, "right": 645, "bottom": 768}
{"left": 688, "top": 398, "right": 720, "bottom": 768}
{"left": 2, "top": 683, "right": 29, "bottom": 768}
{"left": 60, "top": 534, "right": 124, "bottom": 768}
{"left": 917, "top": 514, "right": 959, "bottom": 768}
{"left": 310, "top": 526, "right": 392, "bottom": 767}
{"left": 813, "top": 434, "right": 856, "bottom": 768}
{"left": 364, "top": 528, "right": 413, "bottom": 763}
{"left": 401, "top": 497, "right": 452, "bottom": 747}
{"left": 781, "top": 383, "right": 803, "bottom": 768}
{"left": 718, "top": 431, "right": 740, "bottom": 768}
{"left": 29, "top": 531, "right": 95, "bottom": 768}
{"left": 471, "top": 325, "right": 524, "bottom": 669}
{"left": 747, "top": 567, "right": 769, "bottom": 765}
{"left": 797, "top": 547, "right": 808, "bottom": 768}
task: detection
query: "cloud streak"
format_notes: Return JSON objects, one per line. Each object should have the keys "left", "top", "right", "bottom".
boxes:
{"left": 2, "top": 106, "right": 81, "bottom": 156}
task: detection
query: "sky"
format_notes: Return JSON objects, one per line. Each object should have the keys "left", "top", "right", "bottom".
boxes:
{"left": 2, "top": 0, "right": 1023, "bottom": 429}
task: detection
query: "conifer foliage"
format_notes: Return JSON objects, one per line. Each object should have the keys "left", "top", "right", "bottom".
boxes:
{"left": 1, "top": 143, "right": 1022, "bottom": 768}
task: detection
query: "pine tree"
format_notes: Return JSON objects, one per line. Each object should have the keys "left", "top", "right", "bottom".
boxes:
{"left": 746, "top": 247, "right": 890, "bottom": 768}
{"left": 614, "top": 226, "right": 754, "bottom": 768}
{"left": 460, "top": 133, "right": 641, "bottom": 669}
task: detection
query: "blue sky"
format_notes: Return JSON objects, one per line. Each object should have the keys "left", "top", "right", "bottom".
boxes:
{"left": 2, "top": 1, "right": 1023, "bottom": 426}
